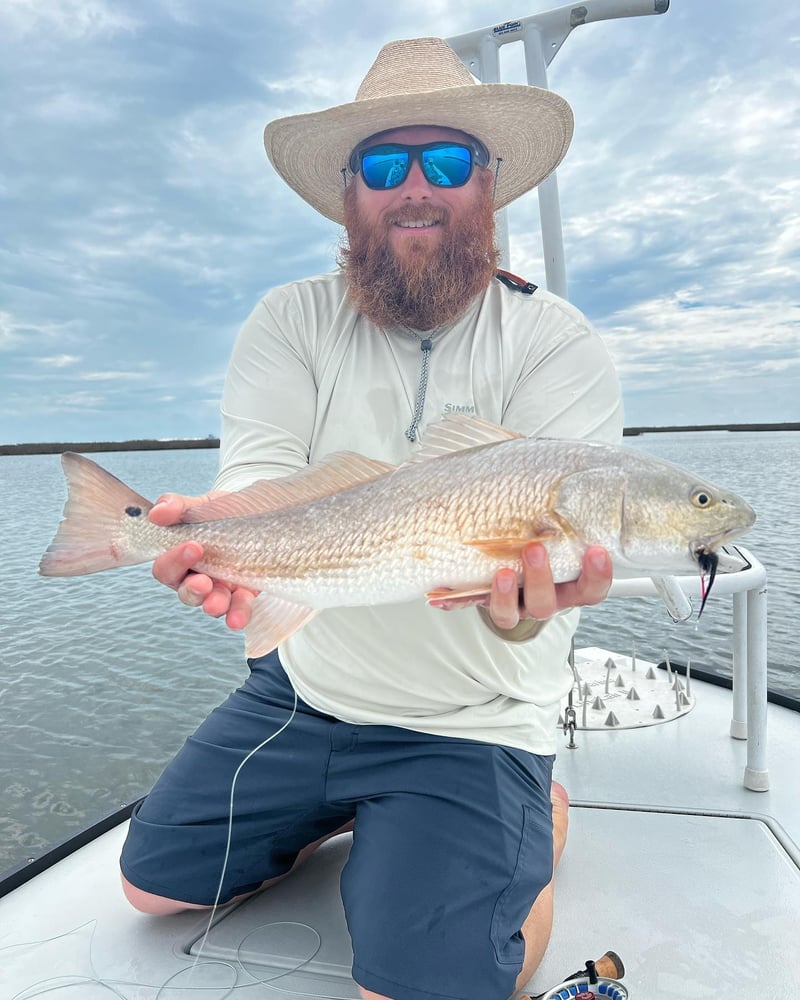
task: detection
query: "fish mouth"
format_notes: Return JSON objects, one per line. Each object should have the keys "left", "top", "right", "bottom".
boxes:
{"left": 693, "top": 520, "right": 752, "bottom": 560}
{"left": 691, "top": 529, "right": 741, "bottom": 615}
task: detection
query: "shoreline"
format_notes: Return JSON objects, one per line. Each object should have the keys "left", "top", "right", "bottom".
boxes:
{"left": 1, "top": 422, "right": 799, "bottom": 456}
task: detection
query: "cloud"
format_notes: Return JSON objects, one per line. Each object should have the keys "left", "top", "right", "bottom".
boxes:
{"left": 602, "top": 294, "right": 799, "bottom": 361}
{"left": 0, "top": 312, "right": 77, "bottom": 351}
{"left": 37, "top": 354, "right": 82, "bottom": 368}
{"left": 0, "top": 1, "right": 798, "bottom": 443}
{"left": 0, "top": 311, "right": 18, "bottom": 349}
{"left": 598, "top": 292, "right": 799, "bottom": 425}
{"left": 79, "top": 370, "right": 152, "bottom": 381}
{"left": 0, "top": 0, "right": 139, "bottom": 40}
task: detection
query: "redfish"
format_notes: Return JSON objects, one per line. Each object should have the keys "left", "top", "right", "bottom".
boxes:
{"left": 39, "top": 415, "right": 755, "bottom": 656}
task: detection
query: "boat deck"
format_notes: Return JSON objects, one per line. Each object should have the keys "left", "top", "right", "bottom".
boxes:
{"left": 3, "top": 649, "right": 799, "bottom": 999}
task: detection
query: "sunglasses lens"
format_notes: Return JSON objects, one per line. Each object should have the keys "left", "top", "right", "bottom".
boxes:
{"left": 358, "top": 143, "right": 475, "bottom": 190}
{"left": 360, "top": 147, "right": 411, "bottom": 189}
{"left": 421, "top": 145, "right": 473, "bottom": 187}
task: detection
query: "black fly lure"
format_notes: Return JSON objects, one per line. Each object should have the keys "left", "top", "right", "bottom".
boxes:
{"left": 696, "top": 549, "right": 720, "bottom": 617}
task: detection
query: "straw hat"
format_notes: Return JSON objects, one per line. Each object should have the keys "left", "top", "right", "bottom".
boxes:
{"left": 264, "top": 36, "right": 573, "bottom": 224}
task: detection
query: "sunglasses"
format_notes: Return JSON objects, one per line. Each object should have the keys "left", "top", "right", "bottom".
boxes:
{"left": 349, "top": 140, "right": 490, "bottom": 191}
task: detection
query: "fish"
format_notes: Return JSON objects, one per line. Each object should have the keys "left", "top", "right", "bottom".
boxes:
{"left": 39, "top": 414, "right": 756, "bottom": 657}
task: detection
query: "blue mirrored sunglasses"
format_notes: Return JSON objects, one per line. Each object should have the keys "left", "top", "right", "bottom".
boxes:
{"left": 349, "top": 140, "right": 490, "bottom": 191}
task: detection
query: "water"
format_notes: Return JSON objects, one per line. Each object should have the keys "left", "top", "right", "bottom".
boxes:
{"left": 1, "top": 432, "right": 798, "bottom": 876}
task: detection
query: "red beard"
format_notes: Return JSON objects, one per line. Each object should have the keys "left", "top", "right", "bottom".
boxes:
{"left": 338, "top": 173, "right": 499, "bottom": 331}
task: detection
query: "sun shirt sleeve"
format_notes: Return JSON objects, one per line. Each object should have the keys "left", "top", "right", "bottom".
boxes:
{"left": 501, "top": 291, "right": 624, "bottom": 446}
{"left": 214, "top": 286, "right": 317, "bottom": 491}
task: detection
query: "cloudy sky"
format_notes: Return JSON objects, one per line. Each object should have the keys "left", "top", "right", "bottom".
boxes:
{"left": 1, "top": 0, "right": 797, "bottom": 444}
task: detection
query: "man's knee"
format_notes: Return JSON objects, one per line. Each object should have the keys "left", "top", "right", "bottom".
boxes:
{"left": 120, "top": 872, "right": 207, "bottom": 915}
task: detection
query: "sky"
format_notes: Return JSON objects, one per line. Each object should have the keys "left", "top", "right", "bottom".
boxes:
{"left": 0, "top": 0, "right": 798, "bottom": 444}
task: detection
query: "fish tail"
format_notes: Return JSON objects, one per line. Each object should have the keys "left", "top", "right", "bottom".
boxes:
{"left": 39, "top": 453, "right": 154, "bottom": 577}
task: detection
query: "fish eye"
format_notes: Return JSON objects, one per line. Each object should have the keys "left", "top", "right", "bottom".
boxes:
{"left": 691, "top": 490, "right": 712, "bottom": 509}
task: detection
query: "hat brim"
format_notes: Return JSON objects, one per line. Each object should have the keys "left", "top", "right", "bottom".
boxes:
{"left": 264, "top": 83, "right": 573, "bottom": 224}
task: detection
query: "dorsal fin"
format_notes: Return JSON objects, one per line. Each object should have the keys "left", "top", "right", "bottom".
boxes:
{"left": 407, "top": 414, "right": 523, "bottom": 465}
{"left": 184, "top": 452, "right": 396, "bottom": 522}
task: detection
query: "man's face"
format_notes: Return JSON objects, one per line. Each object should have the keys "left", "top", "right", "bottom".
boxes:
{"left": 350, "top": 125, "right": 488, "bottom": 262}
{"left": 340, "top": 125, "right": 498, "bottom": 330}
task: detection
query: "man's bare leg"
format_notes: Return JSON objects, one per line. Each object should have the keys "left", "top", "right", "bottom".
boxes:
{"left": 121, "top": 819, "right": 354, "bottom": 915}
{"left": 356, "top": 782, "right": 570, "bottom": 1000}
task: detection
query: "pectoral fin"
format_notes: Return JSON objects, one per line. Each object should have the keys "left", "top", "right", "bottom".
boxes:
{"left": 244, "top": 593, "right": 317, "bottom": 658}
{"left": 465, "top": 532, "right": 557, "bottom": 560}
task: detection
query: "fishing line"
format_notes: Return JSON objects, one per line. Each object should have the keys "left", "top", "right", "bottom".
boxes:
{"left": 5, "top": 917, "right": 356, "bottom": 1000}
{"left": 231, "top": 920, "right": 361, "bottom": 998}
{"left": 191, "top": 686, "right": 299, "bottom": 971}
{"left": 6, "top": 687, "right": 364, "bottom": 999}
{"left": 12, "top": 969, "right": 239, "bottom": 1000}
{"left": 3, "top": 918, "right": 240, "bottom": 999}
{"left": 4, "top": 914, "right": 350, "bottom": 998}
{"left": 6, "top": 686, "right": 347, "bottom": 1000}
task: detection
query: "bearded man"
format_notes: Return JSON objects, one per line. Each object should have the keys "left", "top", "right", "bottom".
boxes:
{"left": 119, "top": 37, "right": 622, "bottom": 1000}
{"left": 340, "top": 125, "right": 499, "bottom": 333}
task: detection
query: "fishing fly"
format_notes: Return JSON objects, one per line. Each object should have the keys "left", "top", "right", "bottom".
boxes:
{"left": 696, "top": 548, "right": 719, "bottom": 617}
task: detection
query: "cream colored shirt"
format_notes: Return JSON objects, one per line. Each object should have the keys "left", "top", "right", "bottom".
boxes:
{"left": 215, "top": 271, "right": 623, "bottom": 753}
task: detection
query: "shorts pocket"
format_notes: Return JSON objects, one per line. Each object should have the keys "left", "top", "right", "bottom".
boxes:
{"left": 490, "top": 803, "right": 551, "bottom": 967}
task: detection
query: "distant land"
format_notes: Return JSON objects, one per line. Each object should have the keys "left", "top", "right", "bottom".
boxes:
{"left": 623, "top": 421, "right": 800, "bottom": 436}
{"left": 1, "top": 423, "right": 798, "bottom": 456}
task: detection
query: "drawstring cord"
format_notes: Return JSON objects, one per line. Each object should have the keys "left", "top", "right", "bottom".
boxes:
{"left": 493, "top": 157, "right": 503, "bottom": 199}
{"left": 398, "top": 255, "right": 532, "bottom": 442}
{"left": 405, "top": 335, "right": 433, "bottom": 442}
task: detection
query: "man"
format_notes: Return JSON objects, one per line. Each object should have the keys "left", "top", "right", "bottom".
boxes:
{"left": 120, "top": 37, "right": 622, "bottom": 1000}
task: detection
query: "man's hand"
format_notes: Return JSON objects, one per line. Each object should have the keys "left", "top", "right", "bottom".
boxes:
{"left": 488, "top": 542, "right": 612, "bottom": 631}
{"left": 149, "top": 492, "right": 258, "bottom": 630}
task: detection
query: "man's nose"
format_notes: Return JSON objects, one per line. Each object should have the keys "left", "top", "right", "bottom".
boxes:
{"left": 401, "top": 158, "right": 433, "bottom": 197}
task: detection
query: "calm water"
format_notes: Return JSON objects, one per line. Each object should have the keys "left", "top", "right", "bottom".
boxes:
{"left": 1, "top": 432, "right": 798, "bottom": 875}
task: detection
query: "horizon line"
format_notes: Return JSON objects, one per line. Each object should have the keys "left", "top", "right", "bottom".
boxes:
{"left": 2, "top": 422, "right": 799, "bottom": 456}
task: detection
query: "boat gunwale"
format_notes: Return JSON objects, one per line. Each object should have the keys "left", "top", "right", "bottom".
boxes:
{"left": 0, "top": 798, "right": 143, "bottom": 900}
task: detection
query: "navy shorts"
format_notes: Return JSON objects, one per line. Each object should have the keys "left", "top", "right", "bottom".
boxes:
{"left": 121, "top": 653, "right": 555, "bottom": 1000}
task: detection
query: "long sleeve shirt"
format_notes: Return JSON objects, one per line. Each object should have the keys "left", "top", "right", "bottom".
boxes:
{"left": 214, "top": 271, "right": 623, "bottom": 753}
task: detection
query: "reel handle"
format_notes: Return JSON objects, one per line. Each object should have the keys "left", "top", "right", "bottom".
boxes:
{"left": 587, "top": 951, "right": 625, "bottom": 981}
{"left": 528, "top": 950, "right": 626, "bottom": 999}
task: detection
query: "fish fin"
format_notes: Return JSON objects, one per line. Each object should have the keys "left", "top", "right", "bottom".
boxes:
{"left": 39, "top": 453, "right": 153, "bottom": 577}
{"left": 407, "top": 414, "right": 523, "bottom": 464}
{"left": 185, "top": 453, "right": 396, "bottom": 522}
{"left": 465, "top": 534, "right": 557, "bottom": 560}
{"left": 427, "top": 585, "right": 492, "bottom": 609}
{"left": 244, "top": 593, "right": 317, "bottom": 658}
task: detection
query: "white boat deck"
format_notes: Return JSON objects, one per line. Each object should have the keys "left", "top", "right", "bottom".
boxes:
{"left": 3, "top": 647, "right": 799, "bottom": 999}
